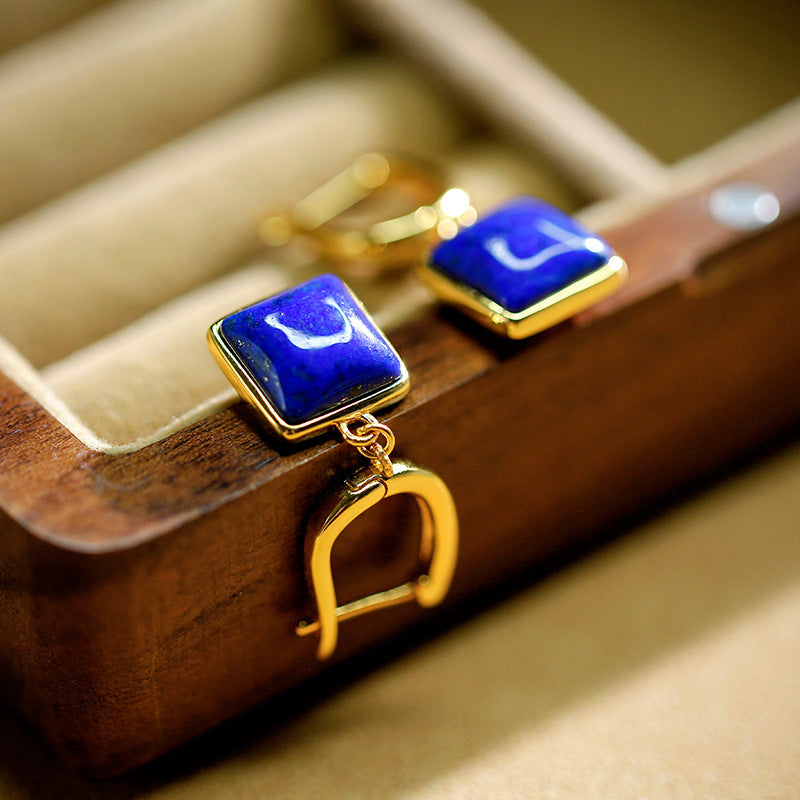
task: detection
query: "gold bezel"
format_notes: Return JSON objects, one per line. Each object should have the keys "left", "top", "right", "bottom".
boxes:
{"left": 417, "top": 255, "right": 628, "bottom": 340}
{"left": 207, "top": 289, "right": 410, "bottom": 442}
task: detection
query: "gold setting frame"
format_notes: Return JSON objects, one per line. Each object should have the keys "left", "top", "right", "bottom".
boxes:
{"left": 418, "top": 255, "right": 628, "bottom": 340}
{"left": 207, "top": 285, "right": 410, "bottom": 442}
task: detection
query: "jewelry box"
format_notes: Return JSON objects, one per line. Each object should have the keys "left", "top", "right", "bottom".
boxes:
{"left": 0, "top": 0, "right": 798, "bottom": 775}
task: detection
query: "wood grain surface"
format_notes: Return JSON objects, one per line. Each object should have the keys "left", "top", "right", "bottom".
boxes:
{"left": 1, "top": 139, "right": 799, "bottom": 775}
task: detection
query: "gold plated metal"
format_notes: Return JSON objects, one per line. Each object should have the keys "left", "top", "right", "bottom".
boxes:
{"left": 418, "top": 255, "right": 628, "bottom": 340}
{"left": 296, "top": 448, "right": 458, "bottom": 660}
{"left": 337, "top": 413, "right": 396, "bottom": 477}
{"left": 259, "top": 153, "right": 476, "bottom": 270}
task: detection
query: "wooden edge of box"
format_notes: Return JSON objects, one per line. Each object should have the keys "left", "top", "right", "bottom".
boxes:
{"left": 0, "top": 138, "right": 799, "bottom": 775}
{"left": 0, "top": 139, "right": 798, "bottom": 553}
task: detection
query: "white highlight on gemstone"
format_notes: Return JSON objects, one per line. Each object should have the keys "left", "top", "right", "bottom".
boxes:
{"left": 483, "top": 218, "right": 596, "bottom": 272}
{"left": 265, "top": 297, "right": 353, "bottom": 349}
{"left": 584, "top": 237, "right": 607, "bottom": 254}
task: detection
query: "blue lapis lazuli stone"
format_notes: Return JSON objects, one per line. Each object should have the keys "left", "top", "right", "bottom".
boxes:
{"left": 219, "top": 274, "right": 405, "bottom": 425}
{"left": 430, "top": 197, "right": 615, "bottom": 314}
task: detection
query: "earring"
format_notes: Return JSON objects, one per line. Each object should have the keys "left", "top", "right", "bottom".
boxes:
{"left": 259, "top": 153, "right": 626, "bottom": 339}
{"left": 208, "top": 273, "right": 458, "bottom": 660}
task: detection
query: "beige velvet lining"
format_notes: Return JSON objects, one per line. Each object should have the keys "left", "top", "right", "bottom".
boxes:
{"left": 0, "top": 0, "right": 342, "bottom": 222}
{"left": 40, "top": 264, "right": 301, "bottom": 448}
{"left": 0, "top": 1, "right": 109, "bottom": 53}
{"left": 0, "top": 57, "right": 465, "bottom": 370}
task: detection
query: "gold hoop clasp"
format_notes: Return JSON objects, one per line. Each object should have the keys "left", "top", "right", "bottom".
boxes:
{"left": 296, "top": 456, "right": 458, "bottom": 660}
{"left": 259, "top": 153, "right": 477, "bottom": 271}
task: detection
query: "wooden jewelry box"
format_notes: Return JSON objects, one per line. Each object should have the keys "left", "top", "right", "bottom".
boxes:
{"left": 0, "top": 0, "right": 799, "bottom": 777}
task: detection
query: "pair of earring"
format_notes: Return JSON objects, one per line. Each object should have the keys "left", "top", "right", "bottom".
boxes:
{"left": 207, "top": 153, "right": 627, "bottom": 659}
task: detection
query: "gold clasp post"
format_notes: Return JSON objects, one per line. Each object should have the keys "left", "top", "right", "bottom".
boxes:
{"left": 296, "top": 415, "right": 458, "bottom": 660}
{"left": 259, "top": 153, "right": 477, "bottom": 270}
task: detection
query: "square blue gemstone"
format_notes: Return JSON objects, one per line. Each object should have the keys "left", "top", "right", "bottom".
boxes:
{"left": 430, "top": 197, "right": 615, "bottom": 314}
{"left": 218, "top": 274, "right": 405, "bottom": 425}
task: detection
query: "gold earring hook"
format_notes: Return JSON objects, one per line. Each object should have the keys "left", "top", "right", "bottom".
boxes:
{"left": 259, "top": 153, "right": 477, "bottom": 271}
{"left": 296, "top": 455, "right": 458, "bottom": 660}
